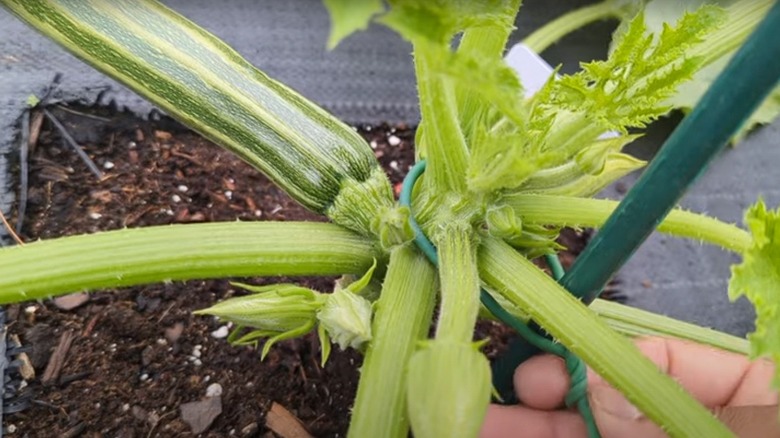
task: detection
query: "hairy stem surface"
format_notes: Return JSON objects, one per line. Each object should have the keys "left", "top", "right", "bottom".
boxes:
{"left": 348, "top": 245, "right": 437, "bottom": 438}
{"left": 0, "top": 222, "right": 376, "bottom": 303}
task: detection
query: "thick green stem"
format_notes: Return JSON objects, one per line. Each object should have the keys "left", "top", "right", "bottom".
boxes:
{"left": 455, "top": 0, "right": 521, "bottom": 134}
{"left": 434, "top": 223, "right": 480, "bottom": 342}
{"left": 506, "top": 194, "right": 751, "bottom": 253}
{"left": 693, "top": 0, "right": 774, "bottom": 66}
{"left": 414, "top": 44, "right": 469, "bottom": 193}
{"left": 523, "top": 1, "right": 621, "bottom": 53}
{"left": 0, "top": 222, "right": 376, "bottom": 304}
{"left": 589, "top": 300, "right": 749, "bottom": 355}
{"left": 481, "top": 296, "right": 749, "bottom": 354}
{"left": 348, "top": 245, "right": 437, "bottom": 438}
{"left": 478, "top": 237, "right": 733, "bottom": 438}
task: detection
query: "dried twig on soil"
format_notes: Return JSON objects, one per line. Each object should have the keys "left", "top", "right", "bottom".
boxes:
{"left": 54, "top": 104, "right": 112, "bottom": 122}
{"left": 43, "top": 108, "right": 104, "bottom": 180}
{"left": 60, "top": 422, "right": 85, "bottom": 438}
{"left": 0, "top": 209, "right": 24, "bottom": 246}
{"left": 81, "top": 314, "right": 100, "bottom": 338}
{"left": 42, "top": 330, "right": 76, "bottom": 385}
{"left": 9, "top": 334, "right": 35, "bottom": 380}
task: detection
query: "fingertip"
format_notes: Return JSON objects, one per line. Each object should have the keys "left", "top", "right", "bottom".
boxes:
{"left": 480, "top": 404, "right": 585, "bottom": 438}
{"left": 514, "top": 354, "right": 569, "bottom": 410}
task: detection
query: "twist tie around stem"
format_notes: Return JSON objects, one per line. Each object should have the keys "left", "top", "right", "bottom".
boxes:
{"left": 399, "top": 160, "right": 600, "bottom": 438}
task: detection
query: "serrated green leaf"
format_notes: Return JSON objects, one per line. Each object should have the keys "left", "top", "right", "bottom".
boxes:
{"left": 553, "top": 5, "right": 725, "bottom": 132}
{"left": 322, "top": 0, "right": 384, "bottom": 49}
{"left": 626, "top": 0, "right": 778, "bottom": 142}
{"left": 728, "top": 200, "right": 780, "bottom": 385}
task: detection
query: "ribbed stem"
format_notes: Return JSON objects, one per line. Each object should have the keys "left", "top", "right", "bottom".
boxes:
{"left": 0, "top": 222, "right": 376, "bottom": 303}
{"left": 589, "top": 300, "right": 749, "bottom": 354}
{"left": 455, "top": 0, "right": 521, "bottom": 135}
{"left": 348, "top": 245, "right": 437, "bottom": 438}
{"left": 481, "top": 296, "right": 749, "bottom": 355}
{"left": 434, "top": 223, "right": 480, "bottom": 342}
{"left": 414, "top": 44, "right": 469, "bottom": 193}
{"left": 478, "top": 237, "right": 733, "bottom": 438}
{"left": 693, "top": 0, "right": 774, "bottom": 66}
{"left": 506, "top": 194, "right": 751, "bottom": 253}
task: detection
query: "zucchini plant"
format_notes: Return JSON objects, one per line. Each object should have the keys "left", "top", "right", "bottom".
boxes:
{"left": 1, "top": 1, "right": 779, "bottom": 437}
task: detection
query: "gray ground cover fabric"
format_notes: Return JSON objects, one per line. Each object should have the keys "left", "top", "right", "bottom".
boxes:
{"left": 1, "top": 0, "right": 777, "bottom": 336}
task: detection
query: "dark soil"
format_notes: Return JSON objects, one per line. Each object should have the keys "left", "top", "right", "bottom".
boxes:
{"left": 3, "top": 105, "right": 601, "bottom": 437}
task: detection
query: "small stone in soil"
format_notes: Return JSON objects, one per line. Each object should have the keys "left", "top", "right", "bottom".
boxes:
{"left": 240, "top": 422, "right": 258, "bottom": 437}
{"left": 132, "top": 405, "right": 148, "bottom": 422}
{"left": 387, "top": 135, "right": 401, "bottom": 146}
{"left": 53, "top": 292, "right": 89, "bottom": 311}
{"left": 165, "top": 322, "right": 184, "bottom": 343}
{"left": 180, "top": 396, "right": 222, "bottom": 434}
{"left": 211, "top": 325, "right": 229, "bottom": 339}
{"left": 141, "top": 346, "right": 154, "bottom": 367}
{"left": 206, "top": 383, "right": 223, "bottom": 397}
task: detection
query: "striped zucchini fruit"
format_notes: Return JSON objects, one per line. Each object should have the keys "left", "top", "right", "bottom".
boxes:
{"left": 2, "top": 0, "right": 394, "bottom": 234}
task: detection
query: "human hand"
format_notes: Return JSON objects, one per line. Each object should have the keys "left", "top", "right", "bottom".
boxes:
{"left": 480, "top": 337, "right": 779, "bottom": 438}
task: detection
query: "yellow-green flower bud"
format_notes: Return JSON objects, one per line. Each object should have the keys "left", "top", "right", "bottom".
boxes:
{"left": 541, "top": 152, "right": 645, "bottom": 197}
{"left": 486, "top": 204, "right": 522, "bottom": 239}
{"left": 194, "top": 283, "right": 326, "bottom": 359}
{"left": 370, "top": 205, "right": 415, "bottom": 250}
{"left": 575, "top": 134, "right": 640, "bottom": 175}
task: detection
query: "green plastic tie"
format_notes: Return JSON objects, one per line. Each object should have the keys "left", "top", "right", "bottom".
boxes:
{"left": 400, "top": 160, "right": 600, "bottom": 438}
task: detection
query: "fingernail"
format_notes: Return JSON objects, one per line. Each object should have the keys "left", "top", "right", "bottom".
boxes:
{"left": 590, "top": 385, "right": 644, "bottom": 420}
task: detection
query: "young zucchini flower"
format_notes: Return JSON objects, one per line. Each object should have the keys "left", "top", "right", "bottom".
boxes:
{"left": 486, "top": 203, "right": 562, "bottom": 257}
{"left": 195, "top": 260, "right": 377, "bottom": 364}
{"left": 194, "top": 283, "right": 326, "bottom": 360}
